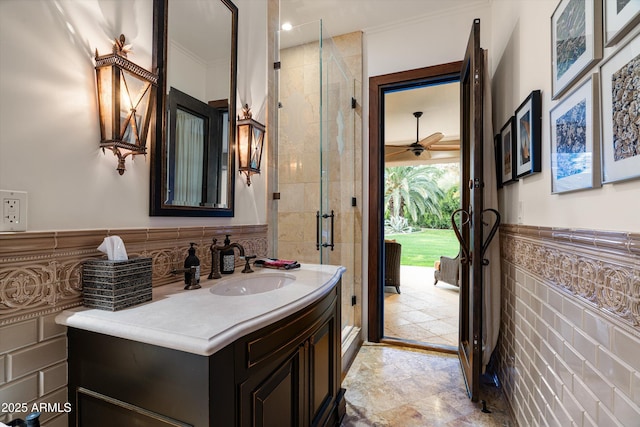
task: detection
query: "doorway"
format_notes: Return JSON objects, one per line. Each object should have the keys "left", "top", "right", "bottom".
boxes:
{"left": 369, "top": 20, "right": 494, "bottom": 403}
{"left": 382, "top": 80, "right": 461, "bottom": 349}
{"left": 367, "top": 61, "right": 462, "bottom": 347}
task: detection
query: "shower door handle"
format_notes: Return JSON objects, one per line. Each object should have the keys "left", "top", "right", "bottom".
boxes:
{"left": 316, "top": 210, "right": 335, "bottom": 251}
{"left": 316, "top": 211, "right": 320, "bottom": 250}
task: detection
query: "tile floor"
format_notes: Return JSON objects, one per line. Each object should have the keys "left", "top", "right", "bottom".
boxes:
{"left": 341, "top": 343, "right": 514, "bottom": 426}
{"left": 384, "top": 266, "right": 459, "bottom": 347}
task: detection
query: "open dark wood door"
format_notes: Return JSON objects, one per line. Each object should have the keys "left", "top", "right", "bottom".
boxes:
{"left": 457, "top": 18, "right": 484, "bottom": 402}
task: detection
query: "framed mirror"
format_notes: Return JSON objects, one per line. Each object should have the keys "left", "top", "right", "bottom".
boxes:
{"left": 150, "top": 0, "right": 238, "bottom": 216}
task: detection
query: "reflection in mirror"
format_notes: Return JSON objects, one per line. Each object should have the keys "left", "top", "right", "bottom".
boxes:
{"left": 166, "top": 88, "right": 229, "bottom": 207}
{"left": 150, "top": 0, "right": 237, "bottom": 217}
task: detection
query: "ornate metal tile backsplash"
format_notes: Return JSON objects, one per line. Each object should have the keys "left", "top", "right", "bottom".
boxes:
{"left": 0, "top": 225, "right": 268, "bottom": 326}
{"left": 501, "top": 224, "right": 640, "bottom": 330}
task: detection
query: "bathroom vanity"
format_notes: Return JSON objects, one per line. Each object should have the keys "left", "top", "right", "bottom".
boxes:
{"left": 56, "top": 264, "right": 345, "bottom": 426}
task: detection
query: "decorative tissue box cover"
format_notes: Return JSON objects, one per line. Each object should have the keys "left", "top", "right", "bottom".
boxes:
{"left": 82, "top": 257, "right": 152, "bottom": 311}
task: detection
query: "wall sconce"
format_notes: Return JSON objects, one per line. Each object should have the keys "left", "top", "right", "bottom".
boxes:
{"left": 237, "top": 104, "right": 265, "bottom": 186}
{"left": 95, "top": 34, "right": 157, "bottom": 175}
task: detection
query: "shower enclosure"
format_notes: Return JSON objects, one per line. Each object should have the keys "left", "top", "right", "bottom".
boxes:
{"left": 275, "top": 21, "right": 362, "bottom": 367}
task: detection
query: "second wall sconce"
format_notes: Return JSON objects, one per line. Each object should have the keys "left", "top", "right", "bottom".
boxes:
{"left": 95, "top": 34, "right": 157, "bottom": 175}
{"left": 237, "top": 104, "right": 265, "bottom": 186}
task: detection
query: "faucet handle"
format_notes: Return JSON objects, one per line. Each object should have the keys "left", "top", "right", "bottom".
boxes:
{"left": 242, "top": 255, "right": 256, "bottom": 274}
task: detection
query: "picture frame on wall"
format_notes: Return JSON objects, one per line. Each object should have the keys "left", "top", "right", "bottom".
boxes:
{"left": 604, "top": 0, "right": 640, "bottom": 47}
{"left": 600, "top": 33, "right": 640, "bottom": 183}
{"left": 551, "top": 0, "right": 602, "bottom": 99}
{"left": 550, "top": 74, "right": 601, "bottom": 193}
{"left": 515, "top": 90, "right": 542, "bottom": 178}
{"left": 499, "top": 117, "right": 517, "bottom": 186}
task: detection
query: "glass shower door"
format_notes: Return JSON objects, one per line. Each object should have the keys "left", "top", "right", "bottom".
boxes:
{"left": 319, "top": 24, "right": 359, "bottom": 344}
{"left": 276, "top": 20, "right": 361, "bottom": 353}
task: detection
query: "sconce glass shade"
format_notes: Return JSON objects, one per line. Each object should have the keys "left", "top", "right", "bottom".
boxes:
{"left": 95, "top": 35, "right": 157, "bottom": 175}
{"left": 237, "top": 105, "right": 265, "bottom": 186}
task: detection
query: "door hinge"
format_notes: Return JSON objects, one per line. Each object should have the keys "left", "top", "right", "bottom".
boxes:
{"left": 274, "top": 61, "right": 281, "bottom": 70}
{"left": 351, "top": 97, "right": 356, "bottom": 109}
{"left": 351, "top": 295, "right": 357, "bottom": 306}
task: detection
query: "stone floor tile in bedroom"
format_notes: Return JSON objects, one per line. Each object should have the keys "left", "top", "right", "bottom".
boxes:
{"left": 341, "top": 344, "right": 514, "bottom": 427}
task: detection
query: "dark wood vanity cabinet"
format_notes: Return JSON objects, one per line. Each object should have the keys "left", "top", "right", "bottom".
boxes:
{"left": 67, "top": 280, "right": 343, "bottom": 427}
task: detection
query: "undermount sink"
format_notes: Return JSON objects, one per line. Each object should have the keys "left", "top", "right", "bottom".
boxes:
{"left": 210, "top": 273, "right": 296, "bottom": 296}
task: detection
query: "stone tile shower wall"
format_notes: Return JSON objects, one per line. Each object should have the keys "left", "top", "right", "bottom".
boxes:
{"left": 0, "top": 225, "right": 267, "bottom": 426}
{"left": 277, "top": 31, "right": 363, "bottom": 338}
{"left": 498, "top": 225, "right": 640, "bottom": 427}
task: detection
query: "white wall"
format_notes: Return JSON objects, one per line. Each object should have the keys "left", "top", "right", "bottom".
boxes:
{"left": 491, "top": 0, "right": 640, "bottom": 232}
{"left": 168, "top": 41, "right": 208, "bottom": 101}
{"left": 0, "top": 0, "right": 268, "bottom": 232}
{"left": 366, "top": 2, "right": 492, "bottom": 77}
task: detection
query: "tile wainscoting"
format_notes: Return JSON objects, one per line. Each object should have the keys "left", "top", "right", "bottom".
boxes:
{"left": 498, "top": 224, "right": 640, "bottom": 427}
{"left": 0, "top": 225, "right": 268, "bottom": 425}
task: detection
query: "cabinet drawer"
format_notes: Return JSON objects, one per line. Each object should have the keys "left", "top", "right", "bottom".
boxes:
{"left": 239, "top": 285, "right": 338, "bottom": 371}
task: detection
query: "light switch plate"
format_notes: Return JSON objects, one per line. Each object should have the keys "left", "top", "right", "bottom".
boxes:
{"left": 1, "top": 190, "right": 27, "bottom": 231}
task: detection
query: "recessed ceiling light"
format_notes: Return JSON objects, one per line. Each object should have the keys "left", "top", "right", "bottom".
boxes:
{"left": 281, "top": 22, "right": 293, "bottom": 31}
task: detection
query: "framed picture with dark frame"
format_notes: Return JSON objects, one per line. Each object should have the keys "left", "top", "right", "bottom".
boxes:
{"left": 515, "top": 90, "right": 542, "bottom": 178}
{"left": 551, "top": 0, "right": 602, "bottom": 99}
{"left": 600, "top": 33, "right": 640, "bottom": 184}
{"left": 604, "top": 0, "right": 640, "bottom": 47}
{"left": 550, "top": 74, "right": 601, "bottom": 193}
{"left": 494, "top": 134, "right": 503, "bottom": 189}
{"left": 499, "top": 117, "right": 517, "bottom": 186}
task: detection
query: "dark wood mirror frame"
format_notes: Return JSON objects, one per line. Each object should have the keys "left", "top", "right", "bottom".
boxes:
{"left": 150, "top": 0, "right": 238, "bottom": 217}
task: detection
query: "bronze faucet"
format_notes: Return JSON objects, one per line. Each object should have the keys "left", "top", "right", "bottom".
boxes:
{"left": 209, "top": 238, "right": 256, "bottom": 279}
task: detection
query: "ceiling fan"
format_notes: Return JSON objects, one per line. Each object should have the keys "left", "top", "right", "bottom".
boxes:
{"left": 385, "top": 111, "right": 458, "bottom": 162}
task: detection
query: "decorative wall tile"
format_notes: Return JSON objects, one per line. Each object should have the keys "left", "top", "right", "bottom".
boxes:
{"left": 0, "top": 225, "right": 268, "bottom": 325}
{"left": 6, "top": 337, "right": 67, "bottom": 381}
{"left": 0, "top": 355, "right": 5, "bottom": 385}
{"left": 0, "top": 320, "right": 37, "bottom": 353}
{"left": 38, "top": 362, "right": 67, "bottom": 397}
{"left": 501, "top": 225, "right": 640, "bottom": 329}
{"left": 0, "top": 373, "right": 38, "bottom": 406}
{"left": 499, "top": 224, "right": 640, "bottom": 427}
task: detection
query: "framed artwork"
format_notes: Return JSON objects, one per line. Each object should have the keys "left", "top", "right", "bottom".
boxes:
{"left": 600, "top": 33, "right": 640, "bottom": 183}
{"left": 551, "top": 0, "right": 602, "bottom": 99}
{"left": 550, "top": 74, "right": 601, "bottom": 193}
{"left": 604, "top": 0, "right": 640, "bottom": 47}
{"left": 499, "top": 117, "right": 517, "bottom": 186}
{"left": 515, "top": 90, "right": 542, "bottom": 178}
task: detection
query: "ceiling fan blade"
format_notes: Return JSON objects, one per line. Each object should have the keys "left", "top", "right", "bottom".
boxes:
{"left": 386, "top": 150, "right": 460, "bottom": 166}
{"left": 384, "top": 148, "right": 412, "bottom": 158}
{"left": 418, "top": 132, "right": 444, "bottom": 148}
{"left": 385, "top": 150, "right": 432, "bottom": 162}
{"left": 427, "top": 144, "right": 460, "bottom": 151}
{"left": 384, "top": 145, "right": 409, "bottom": 153}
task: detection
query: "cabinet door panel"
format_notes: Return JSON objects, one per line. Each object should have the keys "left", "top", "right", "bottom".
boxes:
{"left": 310, "top": 318, "right": 335, "bottom": 426}
{"left": 240, "top": 348, "right": 303, "bottom": 427}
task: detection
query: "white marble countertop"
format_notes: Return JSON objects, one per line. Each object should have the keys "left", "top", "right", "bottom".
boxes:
{"left": 55, "top": 264, "right": 345, "bottom": 356}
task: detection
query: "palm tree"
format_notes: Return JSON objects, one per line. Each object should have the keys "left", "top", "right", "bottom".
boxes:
{"left": 384, "top": 166, "right": 444, "bottom": 224}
